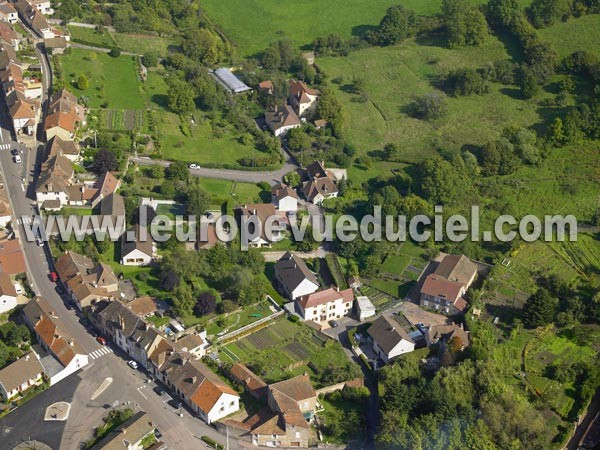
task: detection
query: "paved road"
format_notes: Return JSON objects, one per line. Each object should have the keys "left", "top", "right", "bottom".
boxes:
{"left": 130, "top": 155, "right": 298, "bottom": 186}
{"left": 0, "top": 372, "right": 80, "bottom": 450}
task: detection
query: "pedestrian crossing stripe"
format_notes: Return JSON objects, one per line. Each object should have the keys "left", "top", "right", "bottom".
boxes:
{"left": 0, "top": 144, "right": 10, "bottom": 150}
{"left": 89, "top": 347, "right": 113, "bottom": 359}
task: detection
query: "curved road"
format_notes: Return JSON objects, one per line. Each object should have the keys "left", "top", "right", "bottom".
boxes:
{"left": 130, "top": 154, "right": 298, "bottom": 186}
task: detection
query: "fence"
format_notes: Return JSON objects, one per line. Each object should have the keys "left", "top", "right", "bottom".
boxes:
{"left": 215, "top": 310, "right": 284, "bottom": 344}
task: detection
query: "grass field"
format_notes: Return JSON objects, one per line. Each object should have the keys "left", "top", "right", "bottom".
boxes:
{"left": 202, "top": 0, "right": 494, "bottom": 57}
{"left": 199, "top": 178, "right": 263, "bottom": 204}
{"left": 68, "top": 25, "right": 116, "bottom": 48}
{"left": 538, "top": 15, "right": 600, "bottom": 57}
{"left": 317, "top": 37, "right": 543, "bottom": 174}
{"left": 157, "top": 111, "right": 258, "bottom": 167}
{"left": 112, "top": 33, "right": 178, "bottom": 56}
{"left": 59, "top": 49, "right": 144, "bottom": 109}
{"left": 220, "top": 317, "right": 356, "bottom": 386}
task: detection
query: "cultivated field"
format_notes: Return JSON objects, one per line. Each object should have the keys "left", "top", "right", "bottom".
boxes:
{"left": 58, "top": 49, "right": 144, "bottom": 109}
{"left": 220, "top": 317, "right": 355, "bottom": 386}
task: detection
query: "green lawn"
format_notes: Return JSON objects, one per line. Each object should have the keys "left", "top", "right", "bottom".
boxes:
{"left": 157, "top": 111, "right": 259, "bottom": 167}
{"left": 202, "top": 0, "right": 490, "bottom": 57}
{"left": 317, "top": 37, "right": 542, "bottom": 170}
{"left": 538, "top": 15, "right": 600, "bottom": 57}
{"left": 58, "top": 49, "right": 144, "bottom": 109}
{"left": 112, "top": 33, "right": 178, "bottom": 56}
{"left": 205, "top": 301, "right": 274, "bottom": 335}
{"left": 68, "top": 25, "right": 117, "bottom": 48}
{"left": 199, "top": 178, "right": 263, "bottom": 204}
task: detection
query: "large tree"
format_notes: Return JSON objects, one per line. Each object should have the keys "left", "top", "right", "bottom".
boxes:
{"left": 374, "top": 5, "right": 416, "bottom": 45}
{"left": 91, "top": 149, "right": 118, "bottom": 175}
{"left": 442, "top": 0, "right": 489, "bottom": 47}
{"left": 523, "top": 289, "right": 558, "bottom": 328}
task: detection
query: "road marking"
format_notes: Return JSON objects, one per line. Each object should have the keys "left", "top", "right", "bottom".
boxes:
{"left": 137, "top": 386, "right": 148, "bottom": 400}
{"left": 0, "top": 144, "right": 10, "bottom": 150}
{"left": 89, "top": 346, "right": 113, "bottom": 360}
{"left": 91, "top": 377, "right": 113, "bottom": 401}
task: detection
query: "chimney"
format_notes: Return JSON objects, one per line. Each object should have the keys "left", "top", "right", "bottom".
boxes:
{"left": 25, "top": 354, "right": 30, "bottom": 361}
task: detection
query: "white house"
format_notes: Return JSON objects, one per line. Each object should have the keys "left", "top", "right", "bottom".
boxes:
{"left": 0, "top": 4, "right": 18, "bottom": 23}
{"left": 297, "top": 287, "right": 354, "bottom": 323}
{"left": 274, "top": 252, "right": 319, "bottom": 300}
{"left": 0, "top": 352, "right": 44, "bottom": 401}
{"left": 176, "top": 331, "right": 208, "bottom": 360}
{"left": 120, "top": 225, "right": 155, "bottom": 266}
{"left": 367, "top": 315, "right": 415, "bottom": 364}
{"left": 0, "top": 272, "right": 17, "bottom": 314}
{"left": 265, "top": 104, "right": 301, "bottom": 137}
{"left": 271, "top": 183, "right": 298, "bottom": 212}
{"left": 289, "top": 80, "right": 320, "bottom": 117}
{"left": 161, "top": 353, "right": 240, "bottom": 424}
{"left": 29, "top": 0, "right": 54, "bottom": 15}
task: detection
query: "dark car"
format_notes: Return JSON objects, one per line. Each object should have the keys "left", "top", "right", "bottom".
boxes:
{"left": 153, "top": 386, "right": 166, "bottom": 396}
{"left": 80, "top": 317, "right": 90, "bottom": 327}
{"left": 329, "top": 320, "right": 340, "bottom": 328}
{"left": 168, "top": 399, "right": 182, "bottom": 409}
{"left": 10, "top": 149, "right": 18, "bottom": 156}
{"left": 155, "top": 429, "right": 162, "bottom": 439}
{"left": 66, "top": 303, "right": 74, "bottom": 311}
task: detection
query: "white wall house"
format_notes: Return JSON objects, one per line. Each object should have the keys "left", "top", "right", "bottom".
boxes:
{"left": 297, "top": 287, "right": 354, "bottom": 323}
{"left": 48, "top": 353, "right": 89, "bottom": 386}
{"left": 367, "top": 315, "right": 415, "bottom": 364}
{"left": 0, "top": 352, "right": 44, "bottom": 401}
{"left": 274, "top": 252, "right": 319, "bottom": 301}
{"left": 203, "top": 391, "right": 240, "bottom": 424}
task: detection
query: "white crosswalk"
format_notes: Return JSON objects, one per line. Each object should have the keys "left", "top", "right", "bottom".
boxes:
{"left": 0, "top": 144, "right": 11, "bottom": 151}
{"left": 89, "top": 346, "right": 113, "bottom": 360}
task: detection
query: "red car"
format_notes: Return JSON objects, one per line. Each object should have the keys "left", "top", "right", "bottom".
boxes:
{"left": 96, "top": 336, "right": 107, "bottom": 345}
{"left": 49, "top": 272, "right": 58, "bottom": 282}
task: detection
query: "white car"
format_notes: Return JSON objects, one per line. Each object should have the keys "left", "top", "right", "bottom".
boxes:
{"left": 188, "top": 164, "right": 200, "bottom": 170}
{"left": 128, "top": 360, "right": 138, "bottom": 369}
{"left": 13, "top": 155, "right": 21, "bottom": 163}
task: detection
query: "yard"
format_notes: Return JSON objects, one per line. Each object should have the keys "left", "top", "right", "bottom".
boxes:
{"left": 99, "top": 109, "right": 145, "bottom": 131}
{"left": 199, "top": 179, "right": 263, "bottom": 205}
{"left": 57, "top": 49, "right": 144, "bottom": 109}
{"left": 155, "top": 111, "right": 262, "bottom": 168}
{"left": 219, "top": 317, "right": 358, "bottom": 387}
{"left": 362, "top": 241, "right": 429, "bottom": 307}
{"left": 68, "top": 25, "right": 117, "bottom": 48}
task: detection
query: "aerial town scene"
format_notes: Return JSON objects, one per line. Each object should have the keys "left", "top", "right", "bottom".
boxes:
{"left": 0, "top": 0, "right": 598, "bottom": 449}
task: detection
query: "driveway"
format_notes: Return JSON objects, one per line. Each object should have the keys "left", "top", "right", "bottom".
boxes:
{"left": 393, "top": 302, "right": 450, "bottom": 327}
{"left": 130, "top": 152, "right": 299, "bottom": 186}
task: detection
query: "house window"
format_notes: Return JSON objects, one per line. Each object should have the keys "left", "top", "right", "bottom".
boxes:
{"left": 423, "top": 300, "right": 429, "bottom": 306}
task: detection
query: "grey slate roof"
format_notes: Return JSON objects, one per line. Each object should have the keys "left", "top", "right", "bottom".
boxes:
{"left": 367, "top": 315, "right": 414, "bottom": 355}
{"left": 274, "top": 252, "right": 319, "bottom": 294}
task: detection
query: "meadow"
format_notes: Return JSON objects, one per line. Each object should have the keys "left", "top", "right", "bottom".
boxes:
{"left": 317, "top": 36, "right": 544, "bottom": 173}
{"left": 538, "top": 14, "right": 600, "bottom": 57}
{"left": 201, "top": 0, "right": 507, "bottom": 57}
{"left": 58, "top": 49, "right": 144, "bottom": 109}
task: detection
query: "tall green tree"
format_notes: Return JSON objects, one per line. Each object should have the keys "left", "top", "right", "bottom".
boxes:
{"left": 523, "top": 289, "right": 558, "bottom": 328}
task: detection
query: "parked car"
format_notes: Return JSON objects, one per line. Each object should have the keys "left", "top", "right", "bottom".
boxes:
{"left": 168, "top": 399, "right": 182, "bottom": 409}
{"left": 10, "top": 149, "right": 18, "bottom": 156}
{"left": 13, "top": 154, "right": 21, "bottom": 163}
{"left": 188, "top": 163, "right": 200, "bottom": 170}
{"left": 153, "top": 386, "right": 166, "bottom": 396}
{"left": 66, "top": 303, "right": 74, "bottom": 311}
{"left": 128, "top": 360, "right": 139, "bottom": 369}
{"left": 329, "top": 320, "right": 340, "bottom": 328}
{"left": 96, "top": 336, "right": 107, "bottom": 345}
{"left": 49, "top": 272, "right": 58, "bottom": 282}
{"left": 155, "top": 429, "right": 163, "bottom": 439}
{"left": 36, "top": 237, "right": 44, "bottom": 247}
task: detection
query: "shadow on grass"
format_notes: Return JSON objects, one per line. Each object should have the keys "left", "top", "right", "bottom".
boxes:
{"left": 494, "top": 29, "right": 525, "bottom": 63}
{"left": 500, "top": 87, "right": 524, "bottom": 100}
{"left": 351, "top": 24, "right": 378, "bottom": 38}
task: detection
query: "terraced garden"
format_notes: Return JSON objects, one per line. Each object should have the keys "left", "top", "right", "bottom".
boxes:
{"left": 220, "top": 317, "right": 357, "bottom": 386}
